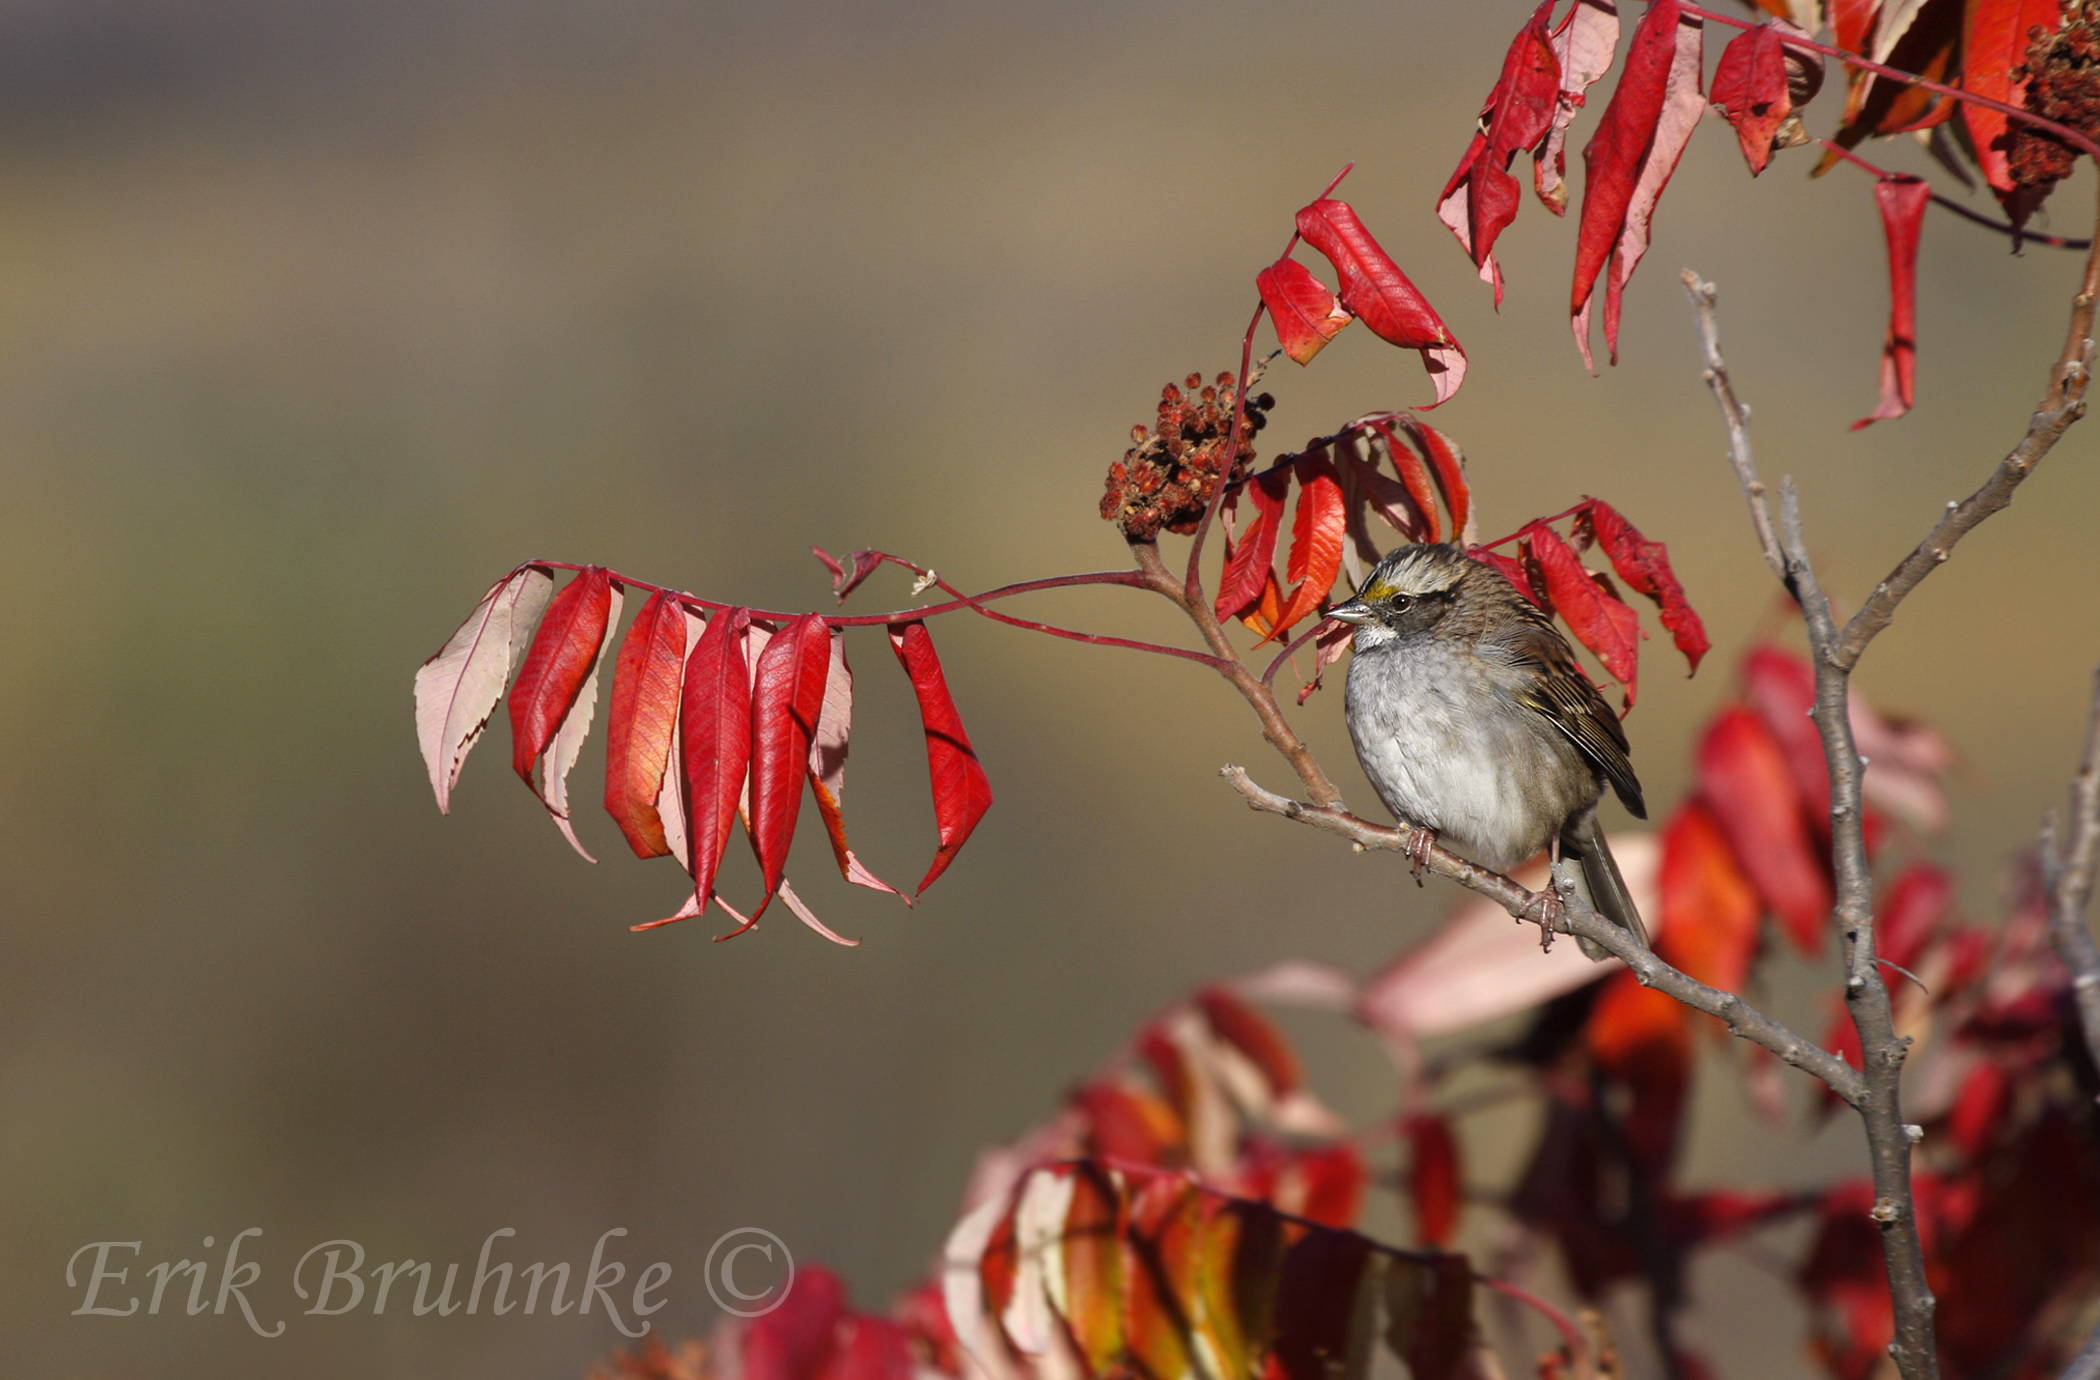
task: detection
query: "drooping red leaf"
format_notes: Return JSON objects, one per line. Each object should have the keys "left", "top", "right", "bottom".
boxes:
{"left": 1060, "top": 1164, "right": 1126, "bottom": 1376}
{"left": 806, "top": 629, "right": 904, "bottom": 901}
{"left": 1852, "top": 176, "right": 1930, "bottom": 431}
{"left": 414, "top": 564, "right": 555, "bottom": 814}
{"left": 1710, "top": 24, "right": 1793, "bottom": 175}
{"left": 1572, "top": 0, "right": 1704, "bottom": 369}
{"left": 1962, "top": 0, "right": 2064, "bottom": 199}
{"left": 1523, "top": 522, "right": 1638, "bottom": 687}
{"left": 1697, "top": 706, "right": 1833, "bottom": 952}
{"left": 1392, "top": 415, "right": 1470, "bottom": 543}
{"left": 1579, "top": 498, "right": 1709, "bottom": 673}
{"left": 1295, "top": 199, "right": 1466, "bottom": 406}
{"left": 1073, "top": 1081, "right": 1184, "bottom": 1166}
{"left": 1257, "top": 258, "right": 1353, "bottom": 365}
{"left": 1584, "top": 969, "right": 1692, "bottom": 1172}
{"left": 1877, "top": 862, "right": 1953, "bottom": 972}
{"left": 1281, "top": 1144, "right": 1367, "bottom": 1230}
{"left": 1655, "top": 801, "right": 1762, "bottom": 997}
{"left": 1536, "top": 0, "right": 1623, "bottom": 215}
{"left": 1436, "top": 0, "right": 1560, "bottom": 306}
{"left": 1739, "top": 644, "right": 1833, "bottom": 826}
{"left": 747, "top": 612, "right": 833, "bottom": 913}
{"left": 510, "top": 568, "right": 617, "bottom": 842}
{"left": 1262, "top": 451, "right": 1347, "bottom": 643}
{"left": 1372, "top": 422, "right": 1442, "bottom": 544}
{"left": 1215, "top": 466, "right": 1292, "bottom": 621}
{"left": 1466, "top": 547, "right": 1546, "bottom": 609}
{"left": 603, "top": 590, "right": 689, "bottom": 859}
{"left": 1197, "top": 987, "right": 1302, "bottom": 1097}
{"left": 890, "top": 620, "right": 994, "bottom": 894}
{"left": 537, "top": 578, "right": 626, "bottom": 861}
{"left": 1404, "top": 1113, "right": 1462, "bottom": 1248}
{"left": 679, "top": 607, "right": 753, "bottom": 915}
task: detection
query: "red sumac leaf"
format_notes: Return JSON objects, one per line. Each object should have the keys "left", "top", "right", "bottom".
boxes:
{"left": 1196, "top": 987, "right": 1302, "bottom": 1097}
{"left": 1877, "top": 862, "right": 1953, "bottom": 972}
{"left": 1572, "top": 0, "right": 1703, "bottom": 369}
{"left": 807, "top": 629, "right": 904, "bottom": 901}
{"left": 1655, "top": 801, "right": 1762, "bottom": 997}
{"left": 1739, "top": 644, "right": 1831, "bottom": 825}
{"left": 1591, "top": 572, "right": 1644, "bottom": 710}
{"left": 1270, "top": 1227, "right": 1371, "bottom": 1380}
{"left": 890, "top": 621, "right": 994, "bottom": 894}
{"left": 1294, "top": 199, "right": 1467, "bottom": 406}
{"left": 743, "top": 1264, "right": 847, "bottom": 1380}
{"left": 1436, "top": 0, "right": 1560, "bottom": 306}
{"left": 1257, "top": 258, "right": 1352, "bottom": 365}
{"left": 1215, "top": 466, "right": 1291, "bottom": 621}
{"left": 1263, "top": 450, "right": 1347, "bottom": 642}
{"left": 414, "top": 564, "right": 555, "bottom": 814}
{"left": 1580, "top": 499, "right": 1709, "bottom": 673}
{"left": 604, "top": 591, "right": 689, "bottom": 859}
{"left": 1852, "top": 176, "right": 1930, "bottom": 431}
{"left": 817, "top": 1318, "right": 914, "bottom": 1380}
{"left": 680, "top": 607, "right": 753, "bottom": 913}
{"left": 1698, "top": 705, "right": 1832, "bottom": 953}
{"left": 747, "top": 612, "right": 833, "bottom": 912}
{"left": 510, "top": 566, "right": 615, "bottom": 794}
{"left": 1709, "top": 24, "right": 1792, "bottom": 175}
{"left": 1374, "top": 422, "right": 1442, "bottom": 544}
{"left": 1536, "top": 0, "right": 1622, "bottom": 215}
{"left": 1583, "top": 969, "right": 1692, "bottom": 1171}
{"left": 1393, "top": 415, "right": 1470, "bottom": 543}
{"left": 1404, "top": 1113, "right": 1461, "bottom": 1248}
{"left": 1962, "top": 0, "right": 2064, "bottom": 200}
{"left": 1523, "top": 523, "right": 1637, "bottom": 686}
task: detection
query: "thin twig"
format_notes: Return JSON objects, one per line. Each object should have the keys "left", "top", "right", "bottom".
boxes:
{"left": 1680, "top": 273, "right": 1785, "bottom": 583}
{"left": 1216, "top": 765, "right": 1867, "bottom": 1105}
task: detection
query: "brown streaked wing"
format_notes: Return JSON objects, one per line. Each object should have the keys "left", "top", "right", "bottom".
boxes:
{"left": 1495, "top": 617, "right": 1646, "bottom": 819}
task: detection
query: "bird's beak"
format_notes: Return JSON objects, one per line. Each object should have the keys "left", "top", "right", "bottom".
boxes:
{"left": 1325, "top": 599, "right": 1375, "bottom": 626}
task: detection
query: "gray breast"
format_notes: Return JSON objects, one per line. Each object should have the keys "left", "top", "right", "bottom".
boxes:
{"left": 1342, "top": 639, "right": 1601, "bottom": 871}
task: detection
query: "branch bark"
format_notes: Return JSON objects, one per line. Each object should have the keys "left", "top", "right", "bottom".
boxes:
{"left": 2045, "top": 666, "right": 2100, "bottom": 1100}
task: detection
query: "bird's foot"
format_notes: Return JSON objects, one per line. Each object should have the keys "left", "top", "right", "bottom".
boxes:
{"left": 1404, "top": 825, "right": 1437, "bottom": 886}
{"left": 1519, "top": 886, "right": 1563, "bottom": 951}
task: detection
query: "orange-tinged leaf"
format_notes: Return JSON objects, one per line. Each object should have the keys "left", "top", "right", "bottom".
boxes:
{"left": 1257, "top": 258, "right": 1353, "bottom": 366}
{"left": 1261, "top": 452, "right": 1346, "bottom": 644}
{"left": 1074, "top": 1082, "right": 1186, "bottom": 1167}
{"left": 1698, "top": 705, "right": 1832, "bottom": 952}
{"left": 1197, "top": 1198, "right": 1281, "bottom": 1380}
{"left": 1238, "top": 569, "right": 1288, "bottom": 639}
{"left": 890, "top": 620, "right": 995, "bottom": 894}
{"left": 1295, "top": 199, "right": 1466, "bottom": 406}
{"left": 1584, "top": 969, "right": 1692, "bottom": 1171}
{"left": 1404, "top": 1114, "right": 1461, "bottom": 1248}
{"left": 1962, "top": 0, "right": 2064, "bottom": 197}
{"left": 1061, "top": 1165, "right": 1127, "bottom": 1376}
{"left": 1122, "top": 1178, "right": 1203, "bottom": 1380}
{"left": 603, "top": 590, "right": 691, "bottom": 859}
{"left": 1655, "top": 801, "right": 1763, "bottom": 997}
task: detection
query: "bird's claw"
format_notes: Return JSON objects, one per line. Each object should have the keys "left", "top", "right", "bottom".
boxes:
{"left": 1404, "top": 826, "right": 1436, "bottom": 887}
{"left": 1520, "top": 887, "right": 1563, "bottom": 950}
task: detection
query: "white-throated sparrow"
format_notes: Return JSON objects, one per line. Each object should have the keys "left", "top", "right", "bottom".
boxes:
{"left": 1327, "top": 543, "right": 1649, "bottom": 959}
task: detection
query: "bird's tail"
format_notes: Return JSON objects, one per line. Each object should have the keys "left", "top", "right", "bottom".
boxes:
{"left": 1558, "top": 807, "right": 1650, "bottom": 962}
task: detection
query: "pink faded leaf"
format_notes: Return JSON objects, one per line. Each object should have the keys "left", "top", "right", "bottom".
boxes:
{"left": 415, "top": 564, "right": 554, "bottom": 814}
{"left": 1852, "top": 177, "right": 1930, "bottom": 430}
{"left": 1601, "top": 4, "right": 1704, "bottom": 366}
{"left": 1536, "top": 0, "right": 1622, "bottom": 215}
{"left": 777, "top": 878, "right": 860, "bottom": 947}
{"left": 1358, "top": 836, "right": 1660, "bottom": 1043}
{"left": 808, "top": 629, "right": 906, "bottom": 900}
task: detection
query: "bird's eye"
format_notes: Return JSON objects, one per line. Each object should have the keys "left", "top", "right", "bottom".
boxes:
{"left": 1391, "top": 595, "right": 1412, "bottom": 610}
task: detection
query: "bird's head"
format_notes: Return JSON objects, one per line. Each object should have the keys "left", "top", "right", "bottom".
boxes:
{"left": 1325, "top": 543, "right": 1473, "bottom": 647}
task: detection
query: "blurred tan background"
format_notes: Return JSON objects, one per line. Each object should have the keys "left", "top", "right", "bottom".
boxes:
{"left": 4, "top": 1, "right": 2097, "bottom": 1376}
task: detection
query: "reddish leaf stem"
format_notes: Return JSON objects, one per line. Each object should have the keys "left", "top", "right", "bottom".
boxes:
{"left": 1477, "top": 1276, "right": 1591, "bottom": 1379}
{"left": 1185, "top": 162, "right": 1357, "bottom": 605}
{"left": 1260, "top": 620, "right": 1332, "bottom": 688}
{"left": 1681, "top": 3, "right": 2100, "bottom": 164}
